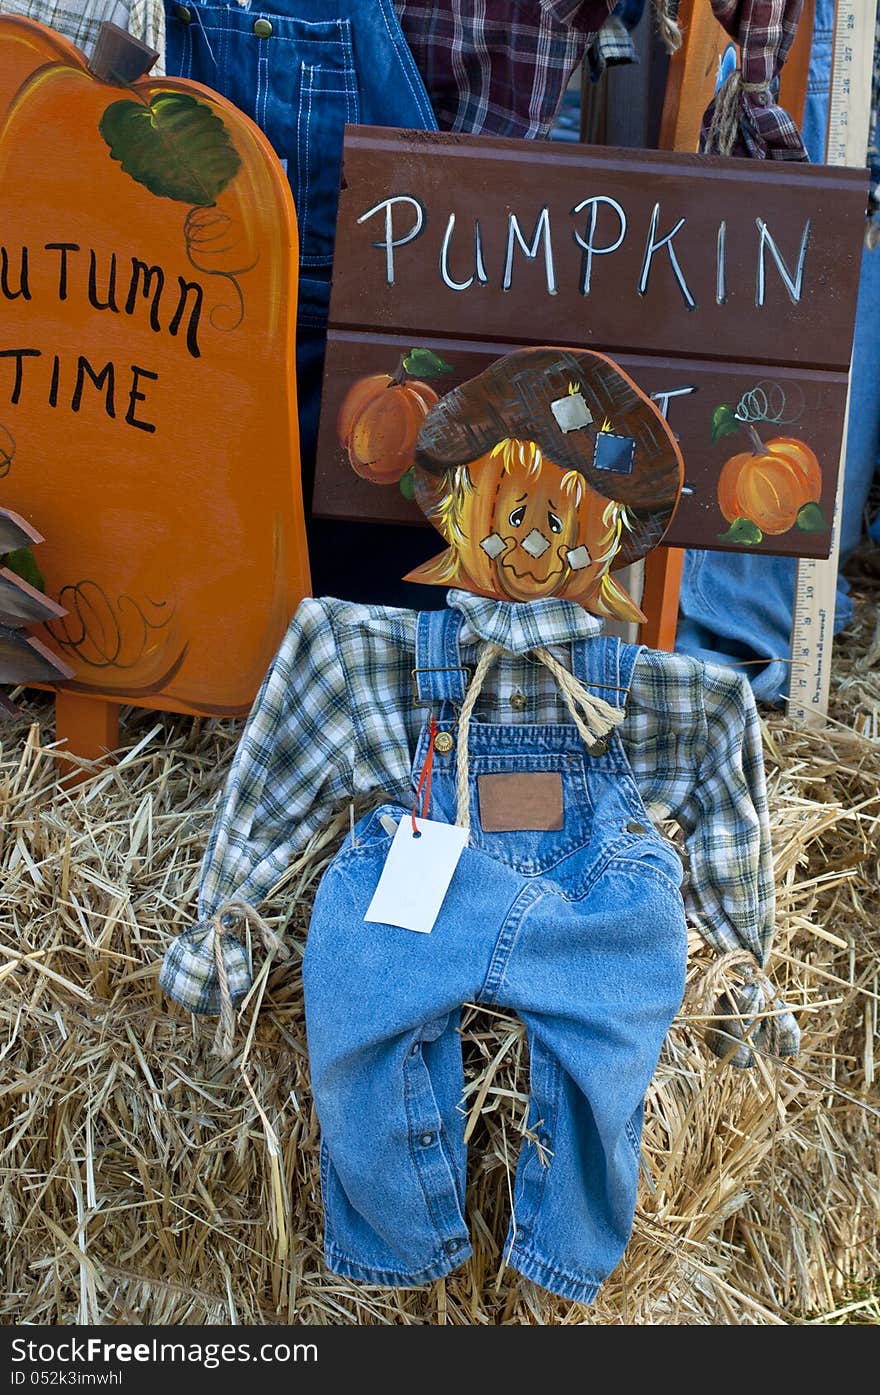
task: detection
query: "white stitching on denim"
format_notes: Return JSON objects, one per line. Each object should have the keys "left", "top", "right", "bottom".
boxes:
{"left": 375, "top": 0, "right": 437, "bottom": 127}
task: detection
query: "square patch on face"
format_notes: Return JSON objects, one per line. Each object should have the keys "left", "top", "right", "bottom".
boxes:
{"left": 521, "top": 528, "right": 551, "bottom": 558}
{"left": 593, "top": 430, "right": 636, "bottom": 475}
{"left": 481, "top": 532, "right": 506, "bottom": 559}
{"left": 478, "top": 772, "right": 564, "bottom": 832}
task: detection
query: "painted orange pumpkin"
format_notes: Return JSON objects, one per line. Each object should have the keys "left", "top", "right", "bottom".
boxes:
{"left": 338, "top": 373, "right": 439, "bottom": 483}
{"left": 718, "top": 435, "right": 822, "bottom": 536}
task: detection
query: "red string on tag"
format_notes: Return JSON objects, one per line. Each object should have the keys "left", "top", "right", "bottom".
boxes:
{"left": 411, "top": 716, "right": 438, "bottom": 836}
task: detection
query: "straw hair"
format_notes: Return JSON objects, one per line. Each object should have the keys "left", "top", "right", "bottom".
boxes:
{"left": 1, "top": 570, "right": 879, "bottom": 1324}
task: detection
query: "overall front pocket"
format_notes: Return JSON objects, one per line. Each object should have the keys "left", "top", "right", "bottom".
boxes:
{"left": 464, "top": 753, "right": 592, "bottom": 877}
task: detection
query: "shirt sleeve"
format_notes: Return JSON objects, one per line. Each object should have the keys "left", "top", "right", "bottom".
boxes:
{"left": 129, "top": 0, "right": 166, "bottom": 75}
{"left": 196, "top": 598, "right": 355, "bottom": 920}
{"left": 675, "top": 662, "right": 775, "bottom": 966}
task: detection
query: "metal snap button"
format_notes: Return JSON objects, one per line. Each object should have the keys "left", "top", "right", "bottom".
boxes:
{"left": 418, "top": 1132, "right": 436, "bottom": 1147}
{"left": 509, "top": 690, "right": 527, "bottom": 712}
{"left": 253, "top": 18, "right": 273, "bottom": 38}
{"left": 626, "top": 820, "right": 648, "bottom": 835}
{"left": 444, "top": 1238, "right": 463, "bottom": 1254}
{"left": 434, "top": 731, "right": 454, "bottom": 755}
{"left": 175, "top": 4, "right": 192, "bottom": 22}
{"left": 587, "top": 736, "right": 609, "bottom": 757}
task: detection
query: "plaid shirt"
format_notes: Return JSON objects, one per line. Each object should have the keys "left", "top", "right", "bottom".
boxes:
{"left": 160, "top": 591, "right": 799, "bottom": 1065}
{"left": 701, "top": 0, "right": 809, "bottom": 160}
{"left": 1, "top": 0, "right": 166, "bottom": 73}
{"left": 391, "top": 1, "right": 619, "bottom": 138}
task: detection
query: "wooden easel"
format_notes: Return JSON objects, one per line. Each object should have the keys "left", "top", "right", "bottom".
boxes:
{"left": 640, "top": 0, "right": 815, "bottom": 650}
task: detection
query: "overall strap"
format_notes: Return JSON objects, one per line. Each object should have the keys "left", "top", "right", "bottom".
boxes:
{"left": 570, "top": 633, "right": 640, "bottom": 704}
{"left": 413, "top": 609, "right": 469, "bottom": 720}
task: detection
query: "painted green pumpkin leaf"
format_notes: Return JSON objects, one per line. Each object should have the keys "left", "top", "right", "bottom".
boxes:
{"left": 99, "top": 93, "right": 241, "bottom": 206}
{"left": 718, "top": 517, "right": 763, "bottom": 546}
{"left": 403, "top": 348, "right": 453, "bottom": 379}
{"left": 710, "top": 404, "right": 740, "bottom": 443}
{"left": 2, "top": 546, "right": 44, "bottom": 591}
{"left": 796, "top": 501, "right": 828, "bottom": 533}
{"left": 399, "top": 468, "right": 416, "bottom": 501}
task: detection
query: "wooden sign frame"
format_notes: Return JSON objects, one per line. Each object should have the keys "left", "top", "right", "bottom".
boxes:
{"left": 314, "top": 126, "right": 866, "bottom": 581}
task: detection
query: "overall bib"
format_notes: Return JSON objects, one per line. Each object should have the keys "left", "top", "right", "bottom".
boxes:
{"left": 164, "top": 0, "right": 442, "bottom": 602}
{"left": 303, "top": 610, "right": 689, "bottom": 1304}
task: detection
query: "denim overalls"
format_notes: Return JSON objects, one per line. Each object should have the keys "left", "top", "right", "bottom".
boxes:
{"left": 164, "top": 0, "right": 442, "bottom": 602}
{"left": 303, "top": 610, "right": 689, "bottom": 1305}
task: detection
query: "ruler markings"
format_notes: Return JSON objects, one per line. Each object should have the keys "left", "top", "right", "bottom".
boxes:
{"left": 788, "top": 0, "right": 878, "bottom": 724}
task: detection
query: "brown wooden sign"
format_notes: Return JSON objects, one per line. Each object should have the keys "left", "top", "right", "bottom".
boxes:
{"left": 314, "top": 126, "right": 867, "bottom": 561}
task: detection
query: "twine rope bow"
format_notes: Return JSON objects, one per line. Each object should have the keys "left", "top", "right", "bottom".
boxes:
{"left": 454, "top": 643, "right": 626, "bottom": 831}
{"left": 210, "top": 899, "right": 291, "bottom": 1060}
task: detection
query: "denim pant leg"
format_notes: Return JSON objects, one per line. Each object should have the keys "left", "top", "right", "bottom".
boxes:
{"left": 495, "top": 868, "right": 688, "bottom": 1305}
{"left": 844, "top": 240, "right": 880, "bottom": 552}
{"left": 302, "top": 825, "right": 531, "bottom": 1284}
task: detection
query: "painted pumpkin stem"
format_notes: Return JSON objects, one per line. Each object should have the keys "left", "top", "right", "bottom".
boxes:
{"left": 390, "top": 355, "right": 409, "bottom": 387}
{"left": 742, "top": 422, "right": 765, "bottom": 455}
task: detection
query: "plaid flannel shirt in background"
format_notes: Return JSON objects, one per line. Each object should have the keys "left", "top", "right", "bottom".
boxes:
{"left": 159, "top": 592, "right": 800, "bottom": 1066}
{"left": 391, "top": 0, "right": 620, "bottom": 138}
{"left": 1, "top": 0, "right": 166, "bottom": 72}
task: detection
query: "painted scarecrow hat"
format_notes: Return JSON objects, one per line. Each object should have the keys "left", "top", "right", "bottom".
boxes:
{"left": 406, "top": 347, "right": 684, "bottom": 619}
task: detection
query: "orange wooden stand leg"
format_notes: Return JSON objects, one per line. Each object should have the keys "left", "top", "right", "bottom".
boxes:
{"left": 640, "top": 548, "right": 685, "bottom": 652}
{"left": 55, "top": 691, "right": 120, "bottom": 766}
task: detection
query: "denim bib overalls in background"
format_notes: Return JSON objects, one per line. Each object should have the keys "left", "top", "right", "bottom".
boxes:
{"left": 163, "top": 0, "right": 443, "bottom": 603}
{"left": 303, "top": 610, "right": 689, "bottom": 1304}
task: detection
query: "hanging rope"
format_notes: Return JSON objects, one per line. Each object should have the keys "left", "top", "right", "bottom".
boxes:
{"left": 455, "top": 643, "right": 503, "bottom": 831}
{"left": 454, "top": 643, "right": 627, "bottom": 831}
{"left": 532, "top": 646, "right": 626, "bottom": 745}
{"left": 704, "top": 70, "right": 772, "bottom": 157}
{"left": 210, "top": 900, "right": 292, "bottom": 1060}
{"left": 652, "top": 0, "right": 682, "bottom": 54}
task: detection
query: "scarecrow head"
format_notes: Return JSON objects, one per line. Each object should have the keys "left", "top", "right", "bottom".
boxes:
{"left": 404, "top": 348, "right": 684, "bottom": 622}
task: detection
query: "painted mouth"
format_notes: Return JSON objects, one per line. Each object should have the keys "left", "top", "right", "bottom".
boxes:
{"left": 500, "top": 559, "right": 565, "bottom": 585}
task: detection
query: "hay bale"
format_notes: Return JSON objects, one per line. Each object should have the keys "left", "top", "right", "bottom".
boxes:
{"left": 1, "top": 589, "right": 878, "bottom": 1326}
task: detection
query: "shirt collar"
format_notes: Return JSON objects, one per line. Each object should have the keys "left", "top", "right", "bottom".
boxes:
{"left": 447, "top": 589, "right": 604, "bottom": 654}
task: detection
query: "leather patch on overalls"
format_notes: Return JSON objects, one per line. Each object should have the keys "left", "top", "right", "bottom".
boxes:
{"left": 477, "top": 772, "right": 564, "bottom": 831}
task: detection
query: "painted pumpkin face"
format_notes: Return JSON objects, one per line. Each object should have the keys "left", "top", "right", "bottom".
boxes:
{"left": 409, "top": 437, "right": 642, "bottom": 618}
{"left": 404, "top": 347, "right": 684, "bottom": 621}
{"left": 490, "top": 451, "right": 578, "bottom": 599}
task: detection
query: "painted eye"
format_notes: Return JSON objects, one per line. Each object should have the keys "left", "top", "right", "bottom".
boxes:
{"left": 508, "top": 505, "right": 526, "bottom": 528}
{"left": 547, "top": 510, "right": 562, "bottom": 534}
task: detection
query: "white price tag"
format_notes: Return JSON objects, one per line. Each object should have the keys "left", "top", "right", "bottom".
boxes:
{"left": 364, "top": 817, "right": 468, "bottom": 934}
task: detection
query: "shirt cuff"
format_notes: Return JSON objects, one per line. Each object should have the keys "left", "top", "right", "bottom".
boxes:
{"left": 703, "top": 980, "right": 801, "bottom": 1068}
{"left": 159, "top": 917, "right": 253, "bottom": 1015}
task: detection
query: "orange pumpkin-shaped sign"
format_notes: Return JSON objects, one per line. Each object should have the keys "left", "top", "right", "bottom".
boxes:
{"left": 0, "top": 16, "right": 309, "bottom": 716}
{"left": 406, "top": 348, "right": 684, "bottom": 621}
{"left": 718, "top": 432, "right": 822, "bottom": 536}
